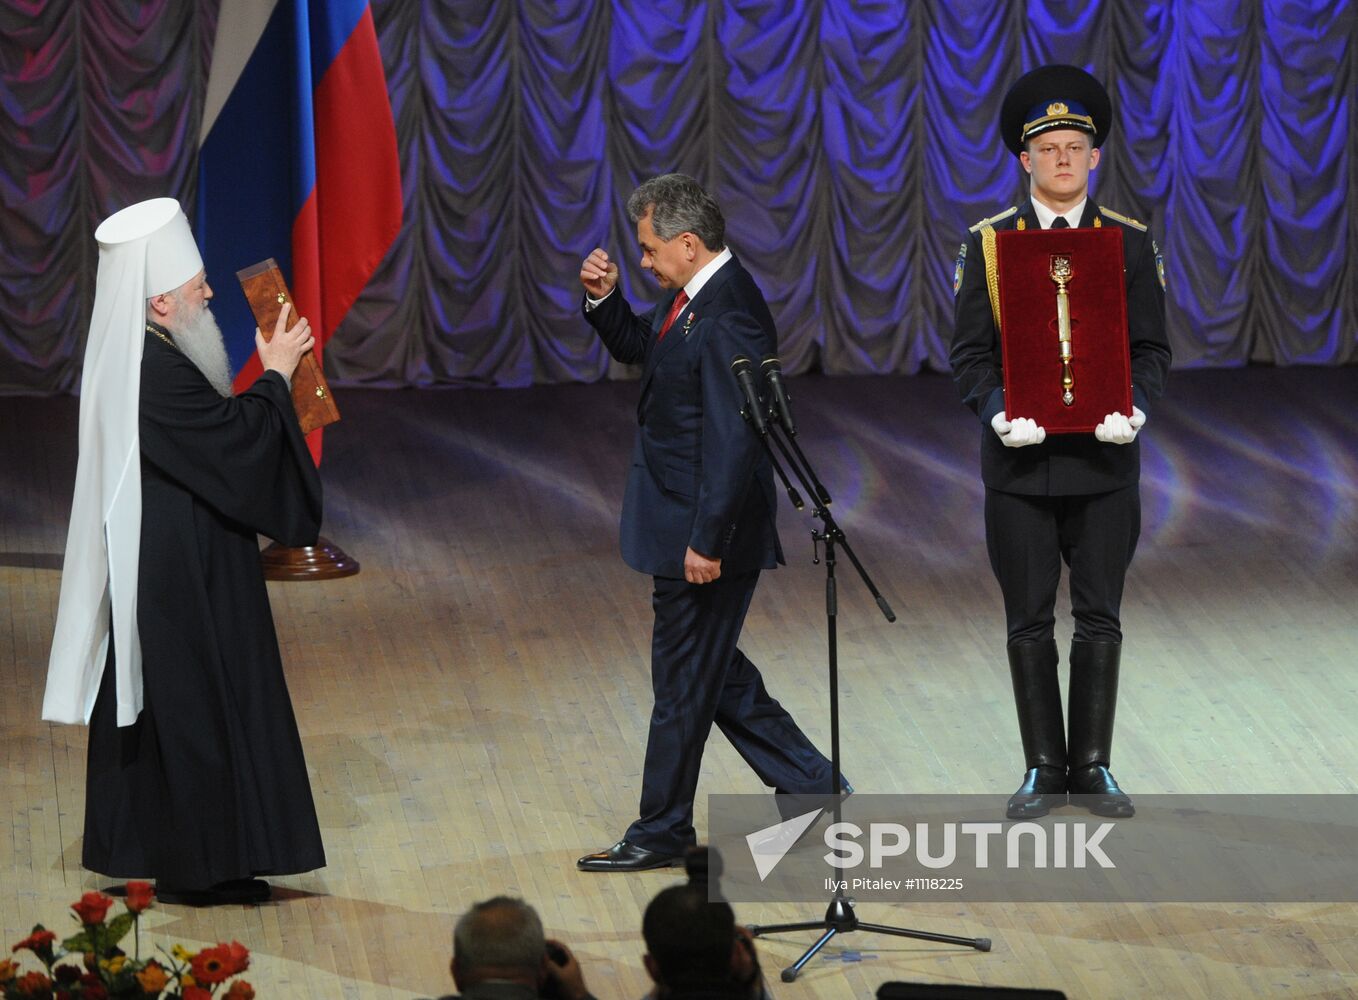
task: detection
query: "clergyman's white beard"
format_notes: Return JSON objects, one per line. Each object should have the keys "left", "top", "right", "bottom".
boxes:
{"left": 170, "top": 303, "right": 234, "bottom": 397}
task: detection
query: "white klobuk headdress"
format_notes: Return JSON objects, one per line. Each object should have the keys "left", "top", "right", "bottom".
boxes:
{"left": 43, "top": 198, "right": 203, "bottom": 726}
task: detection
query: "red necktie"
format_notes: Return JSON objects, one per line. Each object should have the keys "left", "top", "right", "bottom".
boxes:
{"left": 657, "top": 290, "right": 689, "bottom": 342}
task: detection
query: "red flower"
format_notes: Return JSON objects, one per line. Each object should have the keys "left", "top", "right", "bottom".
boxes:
{"left": 182, "top": 987, "right": 213, "bottom": 1000}
{"left": 10, "top": 928, "right": 56, "bottom": 958}
{"left": 123, "top": 881, "right": 155, "bottom": 914}
{"left": 189, "top": 950, "right": 229, "bottom": 985}
{"left": 76, "top": 973, "right": 108, "bottom": 999}
{"left": 190, "top": 941, "right": 248, "bottom": 985}
{"left": 225, "top": 981, "right": 256, "bottom": 999}
{"left": 52, "top": 965, "right": 81, "bottom": 985}
{"left": 69, "top": 892, "right": 114, "bottom": 925}
{"left": 11, "top": 970, "right": 52, "bottom": 995}
{"left": 218, "top": 934, "right": 248, "bottom": 978}
{"left": 221, "top": 940, "right": 250, "bottom": 976}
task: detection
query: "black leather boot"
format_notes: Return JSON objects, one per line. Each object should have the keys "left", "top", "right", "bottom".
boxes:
{"left": 1067, "top": 639, "right": 1134, "bottom": 818}
{"left": 1006, "top": 639, "right": 1067, "bottom": 819}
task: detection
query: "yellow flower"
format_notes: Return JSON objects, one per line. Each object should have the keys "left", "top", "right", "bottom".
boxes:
{"left": 0, "top": 958, "right": 19, "bottom": 983}
{"left": 172, "top": 945, "right": 196, "bottom": 963}
{"left": 182, "top": 973, "right": 197, "bottom": 988}
{"left": 99, "top": 955, "right": 127, "bottom": 974}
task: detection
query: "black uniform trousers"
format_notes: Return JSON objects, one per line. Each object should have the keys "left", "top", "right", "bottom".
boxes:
{"left": 984, "top": 485, "right": 1141, "bottom": 647}
{"left": 625, "top": 570, "right": 834, "bottom": 854}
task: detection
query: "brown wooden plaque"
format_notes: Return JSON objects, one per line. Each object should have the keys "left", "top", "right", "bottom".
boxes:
{"left": 236, "top": 258, "right": 340, "bottom": 434}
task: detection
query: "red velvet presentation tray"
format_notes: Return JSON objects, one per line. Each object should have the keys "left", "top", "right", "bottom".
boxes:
{"left": 997, "top": 227, "right": 1131, "bottom": 433}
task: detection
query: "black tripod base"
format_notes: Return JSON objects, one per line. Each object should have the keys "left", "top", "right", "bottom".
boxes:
{"left": 750, "top": 895, "right": 990, "bottom": 982}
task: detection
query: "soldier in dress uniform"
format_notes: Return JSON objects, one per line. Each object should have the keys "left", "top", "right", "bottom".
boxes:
{"left": 949, "top": 65, "right": 1172, "bottom": 819}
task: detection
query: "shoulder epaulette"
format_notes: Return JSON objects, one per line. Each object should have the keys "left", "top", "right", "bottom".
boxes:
{"left": 968, "top": 207, "right": 1017, "bottom": 233}
{"left": 1098, "top": 206, "right": 1147, "bottom": 231}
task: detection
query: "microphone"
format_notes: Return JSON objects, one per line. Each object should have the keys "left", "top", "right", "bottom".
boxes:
{"left": 761, "top": 356, "right": 795, "bottom": 435}
{"left": 730, "top": 355, "right": 769, "bottom": 437}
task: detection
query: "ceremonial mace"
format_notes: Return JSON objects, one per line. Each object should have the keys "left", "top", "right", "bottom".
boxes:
{"left": 1050, "top": 254, "right": 1075, "bottom": 406}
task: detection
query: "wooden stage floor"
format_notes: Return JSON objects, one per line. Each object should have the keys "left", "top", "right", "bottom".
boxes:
{"left": 3, "top": 366, "right": 1357, "bottom": 998}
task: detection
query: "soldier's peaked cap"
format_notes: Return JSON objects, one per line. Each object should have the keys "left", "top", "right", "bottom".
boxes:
{"left": 1000, "top": 64, "right": 1111, "bottom": 155}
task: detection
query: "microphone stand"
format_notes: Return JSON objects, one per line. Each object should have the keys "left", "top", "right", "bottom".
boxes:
{"left": 740, "top": 379, "right": 991, "bottom": 982}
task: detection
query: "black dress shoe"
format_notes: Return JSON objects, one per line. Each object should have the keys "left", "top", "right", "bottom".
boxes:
{"left": 1006, "top": 765, "right": 1067, "bottom": 819}
{"left": 576, "top": 840, "right": 681, "bottom": 872}
{"left": 156, "top": 879, "right": 272, "bottom": 906}
{"left": 774, "top": 775, "right": 853, "bottom": 821}
{"left": 1068, "top": 764, "right": 1134, "bottom": 817}
{"left": 773, "top": 774, "right": 854, "bottom": 799}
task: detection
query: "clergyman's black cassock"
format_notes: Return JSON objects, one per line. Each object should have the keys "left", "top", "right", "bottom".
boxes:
{"left": 82, "top": 327, "right": 325, "bottom": 889}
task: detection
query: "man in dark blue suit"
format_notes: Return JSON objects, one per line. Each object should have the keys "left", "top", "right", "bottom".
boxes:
{"left": 576, "top": 173, "right": 837, "bottom": 872}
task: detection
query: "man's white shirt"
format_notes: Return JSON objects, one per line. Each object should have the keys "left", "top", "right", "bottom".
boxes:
{"left": 1031, "top": 196, "right": 1087, "bottom": 230}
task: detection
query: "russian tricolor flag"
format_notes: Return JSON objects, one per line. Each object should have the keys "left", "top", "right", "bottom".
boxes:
{"left": 198, "top": 0, "right": 402, "bottom": 462}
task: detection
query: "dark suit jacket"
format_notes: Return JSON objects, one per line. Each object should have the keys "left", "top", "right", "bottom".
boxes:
{"left": 949, "top": 199, "right": 1172, "bottom": 496}
{"left": 584, "top": 256, "right": 783, "bottom": 579}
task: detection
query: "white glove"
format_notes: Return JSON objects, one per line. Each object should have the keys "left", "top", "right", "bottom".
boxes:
{"left": 1094, "top": 406, "right": 1146, "bottom": 445}
{"left": 991, "top": 412, "right": 1047, "bottom": 448}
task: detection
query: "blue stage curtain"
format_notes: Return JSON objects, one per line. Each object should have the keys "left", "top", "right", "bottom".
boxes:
{"left": 1256, "top": 0, "right": 1355, "bottom": 363}
{"left": 0, "top": 0, "right": 1353, "bottom": 392}
{"left": 0, "top": 1, "right": 210, "bottom": 393}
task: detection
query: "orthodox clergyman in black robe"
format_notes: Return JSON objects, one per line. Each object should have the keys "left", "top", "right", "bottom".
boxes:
{"left": 44, "top": 198, "right": 325, "bottom": 906}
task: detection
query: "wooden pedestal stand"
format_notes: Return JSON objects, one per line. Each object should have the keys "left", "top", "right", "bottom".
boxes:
{"left": 261, "top": 537, "right": 360, "bottom": 581}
